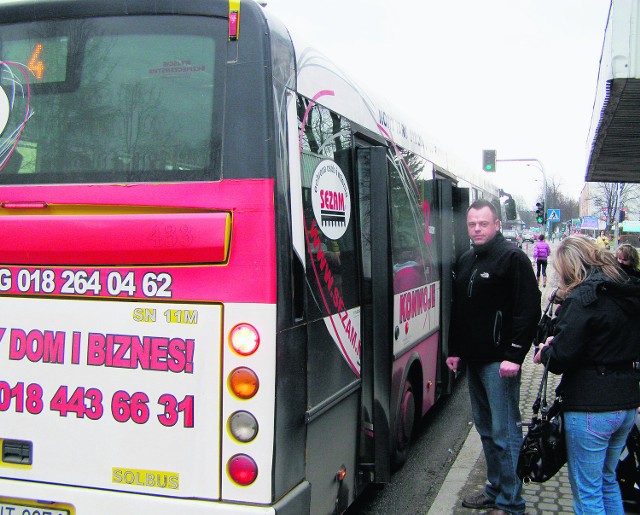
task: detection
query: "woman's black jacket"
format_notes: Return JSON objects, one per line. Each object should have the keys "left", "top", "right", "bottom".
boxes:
{"left": 540, "top": 270, "right": 640, "bottom": 411}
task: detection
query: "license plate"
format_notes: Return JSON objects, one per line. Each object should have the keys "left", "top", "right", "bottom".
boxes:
{"left": 0, "top": 500, "right": 70, "bottom": 515}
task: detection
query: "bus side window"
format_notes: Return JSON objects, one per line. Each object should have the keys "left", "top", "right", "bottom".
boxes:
{"left": 389, "top": 163, "right": 427, "bottom": 294}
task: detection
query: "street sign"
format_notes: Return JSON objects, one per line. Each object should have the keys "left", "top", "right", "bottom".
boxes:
{"left": 622, "top": 220, "right": 640, "bottom": 233}
{"left": 547, "top": 209, "right": 560, "bottom": 222}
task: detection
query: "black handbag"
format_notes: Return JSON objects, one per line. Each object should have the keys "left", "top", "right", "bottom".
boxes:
{"left": 616, "top": 421, "right": 640, "bottom": 503}
{"left": 535, "top": 289, "right": 557, "bottom": 345}
{"left": 517, "top": 360, "right": 567, "bottom": 483}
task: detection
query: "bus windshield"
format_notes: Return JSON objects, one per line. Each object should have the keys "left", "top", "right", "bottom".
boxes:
{"left": 0, "top": 15, "right": 224, "bottom": 184}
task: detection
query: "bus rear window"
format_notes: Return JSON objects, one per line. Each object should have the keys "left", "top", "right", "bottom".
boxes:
{"left": 0, "top": 16, "right": 224, "bottom": 184}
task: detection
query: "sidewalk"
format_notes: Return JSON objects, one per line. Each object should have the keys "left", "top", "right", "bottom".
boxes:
{"left": 428, "top": 243, "right": 574, "bottom": 514}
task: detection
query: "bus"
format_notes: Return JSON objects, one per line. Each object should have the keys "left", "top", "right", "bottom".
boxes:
{"left": 0, "top": 1, "right": 508, "bottom": 513}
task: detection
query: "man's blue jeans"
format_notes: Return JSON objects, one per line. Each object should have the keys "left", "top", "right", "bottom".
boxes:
{"left": 564, "top": 409, "right": 636, "bottom": 514}
{"left": 468, "top": 362, "right": 525, "bottom": 514}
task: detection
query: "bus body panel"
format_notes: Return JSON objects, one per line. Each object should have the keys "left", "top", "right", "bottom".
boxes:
{"left": 0, "top": 181, "right": 277, "bottom": 304}
{"left": 0, "top": 179, "right": 278, "bottom": 503}
{"left": 0, "top": 296, "right": 222, "bottom": 496}
{"left": 220, "top": 303, "right": 277, "bottom": 503}
{"left": 0, "top": 479, "right": 303, "bottom": 515}
{"left": 0, "top": 211, "right": 231, "bottom": 265}
{"left": 0, "top": 0, "right": 507, "bottom": 512}
{"left": 306, "top": 389, "right": 359, "bottom": 514}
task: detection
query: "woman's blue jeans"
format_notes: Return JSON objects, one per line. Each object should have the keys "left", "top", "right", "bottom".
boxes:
{"left": 468, "top": 362, "right": 525, "bottom": 514}
{"left": 564, "top": 409, "right": 636, "bottom": 514}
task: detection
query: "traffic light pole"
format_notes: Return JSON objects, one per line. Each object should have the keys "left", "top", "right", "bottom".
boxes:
{"left": 496, "top": 158, "right": 547, "bottom": 231}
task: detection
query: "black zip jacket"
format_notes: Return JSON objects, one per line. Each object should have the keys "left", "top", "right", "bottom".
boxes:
{"left": 540, "top": 271, "right": 640, "bottom": 411}
{"left": 449, "top": 232, "right": 541, "bottom": 365}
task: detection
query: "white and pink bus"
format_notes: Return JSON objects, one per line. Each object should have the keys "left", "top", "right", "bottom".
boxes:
{"left": 0, "top": 1, "right": 506, "bottom": 513}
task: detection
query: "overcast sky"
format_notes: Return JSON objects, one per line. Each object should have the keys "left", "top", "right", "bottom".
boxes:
{"left": 262, "top": 0, "right": 611, "bottom": 206}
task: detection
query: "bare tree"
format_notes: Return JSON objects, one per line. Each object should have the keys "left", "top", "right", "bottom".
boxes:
{"left": 589, "top": 182, "right": 640, "bottom": 231}
{"left": 546, "top": 176, "right": 579, "bottom": 223}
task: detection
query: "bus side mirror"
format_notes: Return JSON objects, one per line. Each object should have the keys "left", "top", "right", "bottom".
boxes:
{"left": 504, "top": 198, "right": 517, "bottom": 221}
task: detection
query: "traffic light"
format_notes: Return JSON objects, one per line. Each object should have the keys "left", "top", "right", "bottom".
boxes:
{"left": 504, "top": 197, "right": 516, "bottom": 220}
{"left": 482, "top": 149, "right": 496, "bottom": 172}
{"left": 619, "top": 210, "right": 626, "bottom": 223}
{"left": 535, "top": 202, "right": 545, "bottom": 224}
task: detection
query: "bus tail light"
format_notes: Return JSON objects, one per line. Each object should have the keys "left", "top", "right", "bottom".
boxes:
{"left": 229, "top": 1, "right": 240, "bottom": 41}
{"left": 228, "top": 454, "right": 257, "bottom": 486}
{"left": 229, "top": 367, "right": 259, "bottom": 399}
{"left": 229, "top": 323, "right": 260, "bottom": 356}
{"left": 229, "top": 11, "right": 239, "bottom": 40}
{"left": 228, "top": 410, "right": 258, "bottom": 442}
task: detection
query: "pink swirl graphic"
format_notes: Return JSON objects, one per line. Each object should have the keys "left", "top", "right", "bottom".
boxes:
{"left": 0, "top": 62, "right": 32, "bottom": 173}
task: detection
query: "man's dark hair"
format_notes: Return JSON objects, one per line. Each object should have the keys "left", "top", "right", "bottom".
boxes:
{"left": 467, "top": 199, "right": 498, "bottom": 220}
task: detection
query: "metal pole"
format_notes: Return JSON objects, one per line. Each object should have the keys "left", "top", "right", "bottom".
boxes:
{"left": 613, "top": 182, "right": 623, "bottom": 251}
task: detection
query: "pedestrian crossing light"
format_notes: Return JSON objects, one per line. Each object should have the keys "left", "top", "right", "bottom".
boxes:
{"left": 482, "top": 149, "right": 496, "bottom": 172}
{"left": 535, "top": 202, "right": 545, "bottom": 224}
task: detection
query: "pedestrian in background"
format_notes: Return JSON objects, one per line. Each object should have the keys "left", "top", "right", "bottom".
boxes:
{"left": 533, "top": 233, "right": 551, "bottom": 288}
{"left": 596, "top": 230, "right": 610, "bottom": 250}
{"left": 616, "top": 243, "right": 640, "bottom": 278}
{"left": 446, "top": 199, "right": 541, "bottom": 515}
{"left": 534, "top": 235, "right": 640, "bottom": 514}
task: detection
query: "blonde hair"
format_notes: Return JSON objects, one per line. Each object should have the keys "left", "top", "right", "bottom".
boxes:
{"left": 553, "top": 235, "right": 625, "bottom": 294}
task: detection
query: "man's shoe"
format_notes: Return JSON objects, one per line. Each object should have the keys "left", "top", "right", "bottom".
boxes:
{"left": 461, "top": 493, "right": 495, "bottom": 509}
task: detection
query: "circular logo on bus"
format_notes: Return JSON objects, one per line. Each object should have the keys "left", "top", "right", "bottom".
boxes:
{"left": 311, "top": 159, "right": 351, "bottom": 240}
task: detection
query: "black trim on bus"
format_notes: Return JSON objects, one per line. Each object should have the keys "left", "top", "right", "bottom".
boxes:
{"left": 366, "top": 144, "right": 393, "bottom": 482}
{"left": 272, "top": 481, "right": 311, "bottom": 515}
{"left": 0, "top": 0, "right": 228, "bottom": 22}
{"left": 304, "top": 379, "right": 361, "bottom": 424}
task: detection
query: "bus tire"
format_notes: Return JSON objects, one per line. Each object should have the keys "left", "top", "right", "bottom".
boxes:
{"left": 392, "top": 378, "right": 416, "bottom": 470}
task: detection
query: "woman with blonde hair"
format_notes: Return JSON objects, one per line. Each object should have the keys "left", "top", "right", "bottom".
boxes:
{"left": 616, "top": 243, "right": 640, "bottom": 278}
{"left": 534, "top": 235, "right": 640, "bottom": 514}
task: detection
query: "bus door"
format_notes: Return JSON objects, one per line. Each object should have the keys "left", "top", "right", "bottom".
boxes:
{"left": 425, "top": 177, "right": 469, "bottom": 394}
{"left": 299, "top": 101, "right": 363, "bottom": 514}
{"left": 354, "top": 142, "right": 392, "bottom": 485}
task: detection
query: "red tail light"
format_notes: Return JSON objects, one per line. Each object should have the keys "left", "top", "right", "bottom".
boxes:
{"left": 228, "top": 454, "right": 257, "bottom": 486}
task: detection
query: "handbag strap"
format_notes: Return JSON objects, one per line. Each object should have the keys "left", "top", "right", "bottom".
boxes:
{"left": 541, "top": 289, "right": 558, "bottom": 318}
{"left": 532, "top": 355, "right": 552, "bottom": 417}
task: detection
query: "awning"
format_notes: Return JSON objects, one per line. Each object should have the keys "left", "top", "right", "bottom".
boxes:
{"left": 586, "top": 78, "right": 640, "bottom": 183}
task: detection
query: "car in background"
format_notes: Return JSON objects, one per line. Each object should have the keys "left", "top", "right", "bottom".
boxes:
{"left": 522, "top": 231, "right": 536, "bottom": 243}
{"left": 503, "top": 229, "right": 522, "bottom": 248}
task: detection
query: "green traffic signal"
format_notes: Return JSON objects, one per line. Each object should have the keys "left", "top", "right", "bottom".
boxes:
{"left": 535, "top": 202, "right": 545, "bottom": 224}
{"left": 482, "top": 150, "right": 496, "bottom": 172}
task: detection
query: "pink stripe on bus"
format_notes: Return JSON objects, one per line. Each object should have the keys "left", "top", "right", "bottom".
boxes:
{"left": 0, "top": 180, "right": 276, "bottom": 304}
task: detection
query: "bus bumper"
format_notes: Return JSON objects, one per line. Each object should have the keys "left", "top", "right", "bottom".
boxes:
{"left": 0, "top": 479, "right": 310, "bottom": 515}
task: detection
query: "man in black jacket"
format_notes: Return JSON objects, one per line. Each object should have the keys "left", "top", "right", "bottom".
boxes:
{"left": 446, "top": 199, "right": 540, "bottom": 515}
